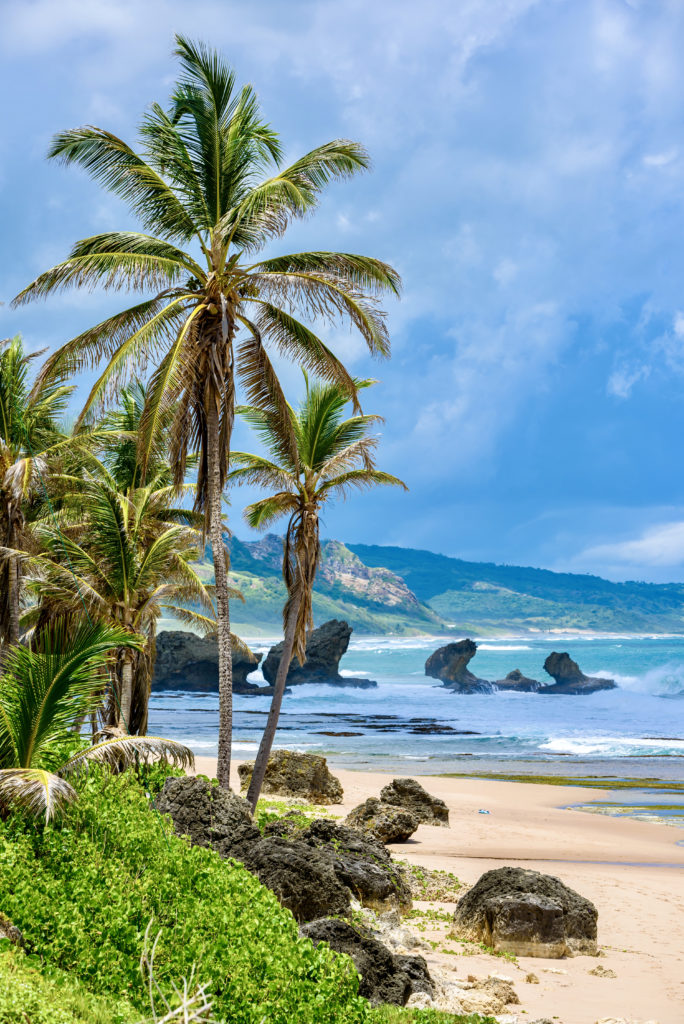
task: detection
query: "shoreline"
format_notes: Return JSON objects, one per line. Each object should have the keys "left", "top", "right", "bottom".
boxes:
{"left": 194, "top": 757, "right": 684, "bottom": 1023}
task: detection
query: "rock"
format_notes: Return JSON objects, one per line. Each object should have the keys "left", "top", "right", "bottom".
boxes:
{"left": 238, "top": 750, "right": 343, "bottom": 804}
{"left": 379, "top": 777, "right": 450, "bottom": 827}
{"left": 155, "top": 775, "right": 259, "bottom": 849}
{"left": 540, "top": 652, "right": 616, "bottom": 695}
{"left": 235, "top": 836, "right": 351, "bottom": 922}
{"left": 424, "top": 639, "right": 493, "bottom": 692}
{"left": 302, "top": 818, "right": 412, "bottom": 913}
{"left": 589, "top": 965, "right": 617, "bottom": 978}
{"left": 0, "top": 911, "right": 23, "bottom": 946}
{"left": 525, "top": 972, "right": 540, "bottom": 984}
{"left": 152, "top": 631, "right": 272, "bottom": 695}
{"left": 451, "top": 866, "right": 598, "bottom": 957}
{"left": 496, "top": 669, "right": 543, "bottom": 692}
{"left": 262, "top": 619, "right": 377, "bottom": 688}
{"left": 346, "top": 798, "right": 419, "bottom": 843}
{"left": 300, "top": 918, "right": 432, "bottom": 1005}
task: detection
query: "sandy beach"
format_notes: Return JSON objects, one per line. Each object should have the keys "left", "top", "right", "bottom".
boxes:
{"left": 194, "top": 757, "right": 684, "bottom": 1024}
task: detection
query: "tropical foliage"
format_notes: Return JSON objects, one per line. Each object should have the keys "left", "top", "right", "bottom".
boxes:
{"left": 230, "top": 376, "right": 405, "bottom": 807}
{"left": 12, "top": 35, "right": 400, "bottom": 787}
{"left": 0, "top": 621, "right": 193, "bottom": 821}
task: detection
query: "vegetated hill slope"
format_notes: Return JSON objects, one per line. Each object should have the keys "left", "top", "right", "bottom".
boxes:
{"left": 219, "top": 536, "right": 448, "bottom": 635}
{"left": 348, "top": 543, "right": 684, "bottom": 634}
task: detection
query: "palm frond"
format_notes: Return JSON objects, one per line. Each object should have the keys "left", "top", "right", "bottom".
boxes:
{"left": 0, "top": 768, "right": 77, "bottom": 823}
{"left": 61, "top": 735, "right": 194, "bottom": 775}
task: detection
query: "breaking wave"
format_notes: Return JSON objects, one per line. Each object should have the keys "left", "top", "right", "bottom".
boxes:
{"left": 597, "top": 663, "right": 684, "bottom": 697}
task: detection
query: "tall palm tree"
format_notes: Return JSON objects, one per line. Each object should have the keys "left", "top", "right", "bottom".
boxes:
{"left": 0, "top": 336, "right": 75, "bottom": 649}
{"left": 0, "top": 620, "right": 193, "bottom": 822}
{"left": 23, "top": 462, "right": 216, "bottom": 735}
{"left": 229, "top": 376, "right": 406, "bottom": 809}
{"left": 12, "top": 37, "right": 400, "bottom": 786}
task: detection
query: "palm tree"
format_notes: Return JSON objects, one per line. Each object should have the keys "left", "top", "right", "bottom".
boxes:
{"left": 22, "top": 462, "right": 217, "bottom": 735}
{"left": 0, "top": 620, "right": 193, "bottom": 822}
{"left": 0, "top": 336, "right": 75, "bottom": 649}
{"left": 12, "top": 37, "right": 400, "bottom": 787}
{"left": 229, "top": 376, "right": 406, "bottom": 809}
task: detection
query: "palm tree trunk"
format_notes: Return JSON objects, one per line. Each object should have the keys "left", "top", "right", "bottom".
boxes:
{"left": 7, "top": 556, "right": 20, "bottom": 646}
{"left": 246, "top": 591, "right": 302, "bottom": 811}
{"left": 118, "top": 655, "right": 133, "bottom": 731}
{"left": 206, "top": 402, "right": 233, "bottom": 790}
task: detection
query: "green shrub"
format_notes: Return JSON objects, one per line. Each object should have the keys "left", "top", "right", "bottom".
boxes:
{"left": 0, "top": 771, "right": 369, "bottom": 1024}
{"left": 370, "top": 1009, "right": 497, "bottom": 1024}
{"left": 0, "top": 945, "right": 137, "bottom": 1024}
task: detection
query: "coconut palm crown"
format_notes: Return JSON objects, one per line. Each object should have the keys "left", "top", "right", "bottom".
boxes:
{"left": 230, "top": 375, "right": 406, "bottom": 807}
{"left": 0, "top": 620, "right": 193, "bottom": 822}
{"left": 12, "top": 36, "right": 400, "bottom": 786}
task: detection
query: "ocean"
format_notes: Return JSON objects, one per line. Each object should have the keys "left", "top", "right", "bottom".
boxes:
{"left": 148, "top": 634, "right": 684, "bottom": 822}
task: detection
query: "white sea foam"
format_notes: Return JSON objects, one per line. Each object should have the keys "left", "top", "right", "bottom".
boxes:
{"left": 478, "top": 644, "right": 531, "bottom": 651}
{"left": 596, "top": 663, "right": 684, "bottom": 696}
{"left": 340, "top": 669, "right": 371, "bottom": 677}
{"left": 541, "top": 735, "right": 684, "bottom": 756}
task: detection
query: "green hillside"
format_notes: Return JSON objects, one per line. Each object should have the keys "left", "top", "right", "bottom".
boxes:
{"left": 349, "top": 543, "right": 684, "bottom": 634}
{"left": 190, "top": 535, "right": 684, "bottom": 636}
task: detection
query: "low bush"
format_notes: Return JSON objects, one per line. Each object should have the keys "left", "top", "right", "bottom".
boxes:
{"left": 0, "top": 945, "right": 137, "bottom": 1024}
{"left": 0, "top": 770, "right": 368, "bottom": 1024}
{"left": 370, "top": 1010, "right": 497, "bottom": 1024}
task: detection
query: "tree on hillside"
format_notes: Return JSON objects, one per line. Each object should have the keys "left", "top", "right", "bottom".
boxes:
{"left": 13, "top": 37, "right": 400, "bottom": 786}
{"left": 230, "top": 376, "right": 406, "bottom": 809}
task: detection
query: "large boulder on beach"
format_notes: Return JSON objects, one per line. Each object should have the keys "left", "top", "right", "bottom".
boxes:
{"left": 424, "top": 639, "right": 493, "bottom": 692}
{"left": 262, "top": 619, "right": 377, "bottom": 689}
{"left": 152, "top": 631, "right": 271, "bottom": 695}
{"left": 303, "top": 819, "right": 412, "bottom": 913}
{"left": 540, "top": 653, "right": 616, "bottom": 695}
{"left": 238, "top": 750, "right": 343, "bottom": 804}
{"left": 496, "top": 669, "right": 544, "bottom": 692}
{"left": 301, "top": 918, "right": 432, "bottom": 1005}
{"left": 346, "top": 798, "right": 419, "bottom": 844}
{"left": 451, "top": 866, "right": 598, "bottom": 957}
{"left": 379, "top": 777, "right": 450, "bottom": 827}
{"left": 234, "top": 836, "right": 351, "bottom": 922}
{"left": 155, "top": 775, "right": 258, "bottom": 848}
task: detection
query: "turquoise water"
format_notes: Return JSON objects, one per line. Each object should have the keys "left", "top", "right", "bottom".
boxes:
{"left": 148, "top": 635, "right": 684, "bottom": 795}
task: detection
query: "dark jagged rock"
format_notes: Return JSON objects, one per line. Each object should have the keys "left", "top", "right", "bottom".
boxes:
{"left": 0, "top": 911, "right": 23, "bottom": 947}
{"left": 234, "top": 836, "right": 351, "bottom": 922}
{"left": 451, "top": 866, "right": 598, "bottom": 957}
{"left": 302, "top": 819, "right": 412, "bottom": 913}
{"left": 496, "top": 669, "right": 544, "bottom": 692}
{"left": 152, "top": 630, "right": 274, "bottom": 695}
{"left": 238, "top": 750, "right": 343, "bottom": 804}
{"left": 262, "top": 619, "right": 377, "bottom": 688}
{"left": 301, "top": 918, "right": 432, "bottom": 1005}
{"left": 540, "top": 653, "right": 616, "bottom": 695}
{"left": 155, "top": 775, "right": 258, "bottom": 849}
{"left": 424, "top": 639, "right": 493, "bottom": 692}
{"left": 379, "top": 777, "right": 450, "bottom": 827}
{"left": 345, "top": 797, "right": 419, "bottom": 844}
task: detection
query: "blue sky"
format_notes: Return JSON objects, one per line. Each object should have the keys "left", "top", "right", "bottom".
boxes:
{"left": 3, "top": 0, "right": 684, "bottom": 582}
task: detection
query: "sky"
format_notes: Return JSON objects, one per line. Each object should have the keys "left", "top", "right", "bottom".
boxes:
{"left": 3, "top": 0, "right": 684, "bottom": 582}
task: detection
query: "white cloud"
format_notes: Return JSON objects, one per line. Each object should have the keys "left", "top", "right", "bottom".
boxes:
{"left": 607, "top": 363, "right": 650, "bottom": 398}
{"left": 579, "top": 520, "right": 684, "bottom": 568}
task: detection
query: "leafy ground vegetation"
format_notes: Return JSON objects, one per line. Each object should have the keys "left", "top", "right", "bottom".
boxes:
{"left": 0, "top": 770, "right": 496, "bottom": 1024}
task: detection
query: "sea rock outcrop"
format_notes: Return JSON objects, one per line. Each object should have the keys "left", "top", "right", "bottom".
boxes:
{"left": 346, "top": 797, "right": 419, "bottom": 844}
{"left": 238, "top": 750, "right": 343, "bottom": 804}
{"left": 302, "top": 819, "right": 412, "bottom": 913}
{"left": 424, "top": 639, "right": 493, "bottom": 692}
{"left": 495, "top": 669, "right": 543, "bottom": 692}
{"left": 262, "top": 619, "right": 377, "bottom": 688}
{"left": 541, "top": 653, "right": 616, "bottom": 695}
{"left": 451, "top": 866, "right": 598, "bottom": 957}
{"left": 379, "top": 777, "right": 450, "bottom": 827}
{"left": 152, "top": 631, "right": 272, "bottom": 694}
{"left": 301, "top": 918, "right": 432, "bottom": 1005}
